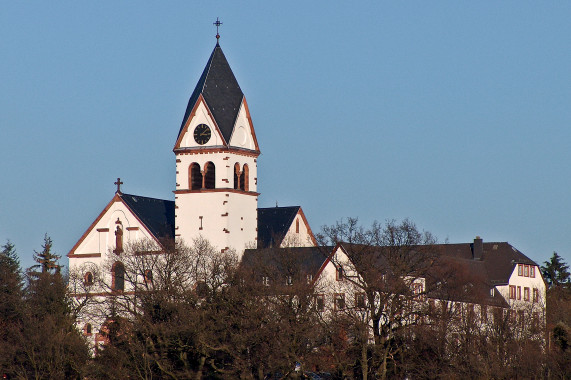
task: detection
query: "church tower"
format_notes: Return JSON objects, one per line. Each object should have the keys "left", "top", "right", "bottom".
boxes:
{"left": 173, "top": 39, "right": 260, "bottom": 255}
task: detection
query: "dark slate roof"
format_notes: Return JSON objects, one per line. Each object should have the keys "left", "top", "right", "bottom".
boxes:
{"left": 241, "top": 246, "right": 332, "bottom": 278}
{"left": 257, "top": 206, "right": 301, "bottom": 248}
{"left": 336, "top": 241, "right": 539, "bottom": 307}
{"left": 120, "top": 193, "right": 175, "bottom": 241}
{"left": 115, "top": 198, "right": 301, "bottom": 246}
{"left": 178, "top": 43, "right": 244, "bottom": 145}
{"left": 436, "top": 242, "right": 538, "bottom": 286}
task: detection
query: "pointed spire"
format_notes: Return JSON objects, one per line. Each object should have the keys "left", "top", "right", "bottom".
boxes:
{"left": 177, "top": 43, "right": 244, "bottom": 145}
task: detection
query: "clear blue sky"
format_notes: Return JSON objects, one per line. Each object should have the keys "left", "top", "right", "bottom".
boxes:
{"left": 1, "top": 2, "right": 570, "bottom": 270}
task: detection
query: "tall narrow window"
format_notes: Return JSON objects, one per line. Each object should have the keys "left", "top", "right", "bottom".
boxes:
{"left": 518, "top": 264, "right": 523, "bottom": 276}
{"left": 144, "top": 269, "right": 153, "bottom": 284}
{"left": 84, "top": 272, "right": 94, "bottom": 286}
{"left": 517, "top": 286, "right": 521, "bottom": 300}
{"left": 533, "top": 288, "right": 539, "bottom": 303}
{"left": 524, "top": 287, "right": 530, "bottom": 301}
{"left": 296, "top": 218, "right": 300, "bottom": 233}
{"left": 241, "top": 164, "right": 249, "bottom": 191}
{"left": 334, "top": 293, "right": 345, "bottom": 311}
{"left": 355, "top": 293, "right": 366, "bottom": 309}
{"left": 509, "top": 285, "right": 516, "bottom": 299}
{"left": 112, "top": 262, "right": 125, "bottom": 291}
{"left": 336, "top": 266, "right": 343, "bottom": 281}
{"left": 234, "top": 163, "right": 240, "bottom": 189}
{"left": 315, "top": 294, "right": 325, "bottom": 312}
{"left": 480, "top": 305, "right": 488, "bottom": 322}
{"left": 190, "top": 163, "right": 202, "bottom": 190}
{"left": 204, "top": 162, "right": 215, "bottom": 189}
{"left": 530, "top": 266, "right": 535, "bottom": 278}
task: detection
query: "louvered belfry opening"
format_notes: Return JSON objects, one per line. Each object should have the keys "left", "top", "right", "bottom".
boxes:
{"left": 190, "top": 163, "right": 202, "bottom": 190}
{"left": 204, "top": 162, "right": 216, "bottom": 189}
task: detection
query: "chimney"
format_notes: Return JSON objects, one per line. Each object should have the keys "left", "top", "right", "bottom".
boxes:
{"left": 473, "top": 236, "right": 483, "bottom": 260}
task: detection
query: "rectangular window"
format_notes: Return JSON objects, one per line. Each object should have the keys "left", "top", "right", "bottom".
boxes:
{"left": 509, "top": 285, "right": 516, "bottom": 300}
{"left": 286, "top": 276, "right": 292, "bottom": 286}
{"left": 524, "top": 287, "right": 530, "bottom": 301}
{"left": 508, "top": 310, "right": 516, "bottom": 324}
{"left": 518, "top": 264, "right": 523, "bottom": 276}
{"left": 315, "top": 294, "right": 325, "bottom": 312}
{"left": 480, "top": 305, "right": 488, "bottom": 322}
{"left": 355, "top": 293, "right": 366, "bottom": 309}
{"left": 533, "top": 288, "right": 539, "bottom": 303}
{"left": 334, "top": 293, "right": 345, "bottom": 311}
{"left": 262, "top": 276, "right": 270, "bottom": 286}
{"left": 530, "top": 266, "right": 535, "bottom": 278}
{"left": 524, "top": 265, "right": 529, "bottom": 277}
{"left": 306, "top": 274, "right": 313, "bottom": 284}
{"left": 412, "top": 283, "right": 423, "bottom": 300}
{"left": 336, "top": 266, "right": 343, "bottom": 281}
{"left": 517, "top": 286, "right": 521, "bottom": 300}
{"left": 467, "top": 304, "right": 475, "bottom": 321}
{"left": 532, "top": 312, "right": 539, "bottom": 330}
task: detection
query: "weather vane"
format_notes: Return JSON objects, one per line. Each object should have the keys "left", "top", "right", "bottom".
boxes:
{"left": 213, "top": 17, "right": 223, "bottom": 43}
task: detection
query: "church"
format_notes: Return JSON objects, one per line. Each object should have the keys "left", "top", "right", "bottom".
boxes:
{"left": 67, "top": 37, "right": 316, "bottom": 267}
{"left": 68, "top": 33, "right": 546, "bottom": 351}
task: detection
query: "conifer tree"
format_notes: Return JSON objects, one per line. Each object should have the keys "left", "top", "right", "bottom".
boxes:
{"left": 31, "top": 233, "right": 61, "bottom": 275}
{"left": 0, "top": 241, "right": 25, "bottom": 378}
{"left": 542, "top": 252, "right": 570, "bottom": 288}
{"left": 9, "top": 235, "right": 90, "bottom": 379}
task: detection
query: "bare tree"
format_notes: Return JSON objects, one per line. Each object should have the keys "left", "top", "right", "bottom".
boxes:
{"left": 317, "top": 218, "right": 438, "bottom": 380}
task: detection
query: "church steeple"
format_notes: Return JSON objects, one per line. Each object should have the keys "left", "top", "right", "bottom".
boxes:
{"left": 173, "top": 39, "right": 260, "bottom": 256}
{"left": 176, "top": 44, "right": 245, "bottom": 147}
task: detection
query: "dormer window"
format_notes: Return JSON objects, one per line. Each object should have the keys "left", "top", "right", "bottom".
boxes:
{"left": 518, "top": 264, "right": 535, "bottom": 278}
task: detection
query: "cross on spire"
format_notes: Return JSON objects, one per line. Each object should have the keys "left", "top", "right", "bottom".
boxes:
{"left": 114, "top": 178, "right": 123, "bottom": 194}
{"left": 213, "top": 17, "right": 223, "bottom": 44}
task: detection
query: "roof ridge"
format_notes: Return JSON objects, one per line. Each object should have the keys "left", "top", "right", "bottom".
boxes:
{"left": 120, "top": 193, "right": 173, "bottom": 203}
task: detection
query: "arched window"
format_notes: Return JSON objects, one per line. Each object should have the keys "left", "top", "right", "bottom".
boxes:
{"left": 234, "top": 163, "right": 240, "bottom": 189}
{"left": 144, "top": 269, "right": 153, "bottom": 284}
{"left": 84, "top": 323, "right": 92, "bottom": 335}
{"left": 241, "top": 164, "right": 249, "bottom": 191}
{"left": 112, "top": 262, "right": 125, "bottom": 291}
{"left": 189, "top": 163, "right": 202, "bottom": 190}
{"left": 84, "top": 272, "right": 94, "bottom": 286}
{"left": 204, "top": 162, "right": 215, "bottom": 189}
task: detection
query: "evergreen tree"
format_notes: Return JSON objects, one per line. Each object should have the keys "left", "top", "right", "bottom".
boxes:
{"left": 0, "top": 241, "right": 25, "bottom": 378}
{"left": 0, "top": 240, "right": 23, "bottom": 321}
{"left": 542, "top": 252, "right": 570, "bottom": 288}
{"left": 8, "top": 235, "right": 90, "bottom": 379}
{"left": 31, "top": 233, "right": 61, "bottom": 275}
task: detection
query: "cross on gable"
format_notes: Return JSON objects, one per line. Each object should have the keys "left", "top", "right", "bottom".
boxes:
{"left": 114, "top": 178, "right": 123, "bottom": 194}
